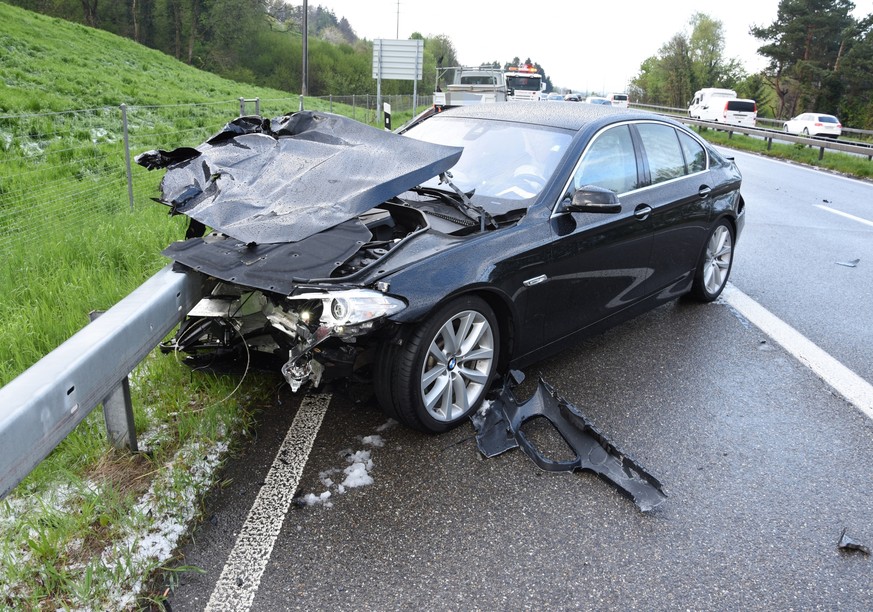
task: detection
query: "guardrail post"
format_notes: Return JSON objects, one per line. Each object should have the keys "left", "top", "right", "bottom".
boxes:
{"left": 255, "top": 97, "right": 260, "bottom": 116}
{"left": 90, "top": 311, "right": 138, "bottom": 451}
{"left": 239, "top": 97, "right": 246, "bottom": 116}
{"left": 120, "top": 104, "right": 135, "bottom": 212}
{"left": 819, "top": 146, "right": 825, "bottom": 161}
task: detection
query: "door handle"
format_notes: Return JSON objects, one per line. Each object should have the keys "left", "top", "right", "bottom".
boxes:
{"left": 699, "top": 186, "right": 712, "bottom": 198}
{"left": 634, "top": 204, "right": 652, "bottom": 220}
{"left": 523, "top": 274, "right": 548, "bottom": 287}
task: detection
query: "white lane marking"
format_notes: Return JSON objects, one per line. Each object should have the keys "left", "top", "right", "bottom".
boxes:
{"left": 721, "top": 284, "right": 873, "bottom": 421}
{"left": 814, "top": 204, "right": 873, "bottom": 228}
{"left": 205, "top": 393, "right": 331, "bottom": 612}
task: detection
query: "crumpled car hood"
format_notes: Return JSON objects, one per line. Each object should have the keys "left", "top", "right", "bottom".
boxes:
{"left": 136, "top": 111, "right": 463, "bottom": 244}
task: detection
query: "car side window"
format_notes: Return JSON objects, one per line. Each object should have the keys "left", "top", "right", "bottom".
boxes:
{"left": 573, "top": 125, "right": 638, "bottom": 194}
{"left": 677, "top": 130, "right": 706, "bottom": 173}
{"left": 636, "top": 123, "right": 688, "bottom": 185}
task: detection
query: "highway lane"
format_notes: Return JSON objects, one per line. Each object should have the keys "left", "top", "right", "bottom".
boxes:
{"left": 163, "top": 152, "right": 873, "bottom": 611}
{"left": 722, "top": 148, "right": 873, "bottom": 382}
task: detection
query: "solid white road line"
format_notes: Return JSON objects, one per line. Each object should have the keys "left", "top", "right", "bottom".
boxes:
{"left": 814, "top": 204, "right": 873, "bottom": 228}
{"left": 721, "top": 284, "right": 873, "bottom": 421}
{"left": 205, "top": 393, "right": 331, "bottom": 612}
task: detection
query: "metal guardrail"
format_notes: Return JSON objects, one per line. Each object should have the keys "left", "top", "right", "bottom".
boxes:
{"left": 675, "top": 117, "right": 873, "bottom": 161}
{"left": 0, "top": 265, "right": 205, "bottom": 500}
{"left": 629, "top": 103, "right": 873, "bottom": 161}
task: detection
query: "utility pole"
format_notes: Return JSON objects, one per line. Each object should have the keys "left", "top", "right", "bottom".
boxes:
{"left": 396, "top": 0, "right": 400, "bottom": 38}
{"left": 302, "top": 0, "right": 309, "bottom": 98}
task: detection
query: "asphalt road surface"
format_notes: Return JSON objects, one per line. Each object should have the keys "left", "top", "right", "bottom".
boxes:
{"left": 164, "top": 150, "right": 873, "bottom": 611}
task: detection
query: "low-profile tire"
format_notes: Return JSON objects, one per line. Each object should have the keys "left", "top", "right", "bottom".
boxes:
{"left": 802, "top": 127, "right": 810, "bottom": 136}
{"left": 689, "top": 220, "right": 734, "bottom": 302}
{"left": 377, "top": 295, "right": 499, "bottom": 433}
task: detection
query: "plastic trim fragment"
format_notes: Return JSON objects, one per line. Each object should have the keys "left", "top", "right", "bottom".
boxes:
{"left": 472, "top": 375, "right": 667, "bottom": 512}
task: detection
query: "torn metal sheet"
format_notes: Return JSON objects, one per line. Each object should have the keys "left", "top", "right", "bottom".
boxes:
{"left": 838, "top": 528, "right": 871, "bottom": 554}
{"left": 136, "top": 111, "right": 463, "bottom": 245}
{"left": 472, "top": 378, "right": 667, "bottom": 512}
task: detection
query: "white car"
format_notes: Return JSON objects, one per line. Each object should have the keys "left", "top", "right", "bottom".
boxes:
{"left": 584, "top": 96, "right": 612, "bottom": 105}
{"left": 783, "top": 113, "right": 842, "bottom": 139}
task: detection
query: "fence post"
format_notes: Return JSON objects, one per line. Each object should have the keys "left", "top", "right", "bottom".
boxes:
{"left": 89, "top": 311, "right": 138, "bottom": 452}
{"left": 120, "top": 104, "right": 135, "bottom": 212}
{"left": 255, "top": 97, "right": 261, "bottom": 116}
{"left": 239, "top": 97, "right": 245, "bottom": 116}
{"left": 330, "top": 94, "right": 333, "bottom": 113}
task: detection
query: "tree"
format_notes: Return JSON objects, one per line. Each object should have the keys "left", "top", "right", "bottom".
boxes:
{"left": 751, "top": 0, "right": 855, "bottom": 117}
{"left": 630, "top": 13, "right": 742, "bottom": 107}
{"left": 659, "top": 34, "right": 695, "bottom": 107}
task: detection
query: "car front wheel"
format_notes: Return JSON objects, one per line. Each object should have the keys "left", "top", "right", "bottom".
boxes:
{"left": 375, "top": 296, "right": 499, "bottom": 433}
{"left": 689, "top": 220, "right": 734, "bottom": 302}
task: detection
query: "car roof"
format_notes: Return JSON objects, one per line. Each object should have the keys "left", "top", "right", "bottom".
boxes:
{"left": 435, "top": 102, "right": 662, "bottom": 132}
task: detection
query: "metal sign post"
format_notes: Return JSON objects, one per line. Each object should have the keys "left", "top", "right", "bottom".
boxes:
{"left": 372, "top": 39, "right": 424, "bottom": 127}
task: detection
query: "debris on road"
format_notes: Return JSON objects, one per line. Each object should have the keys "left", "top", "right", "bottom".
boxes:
{"left": 838, "top": 528, "right": 870, "bottom": 555}
{"left": 835, "top": 259, "right": 860, "bottom": 268}
{"left": 472, "top": 374, "right": 667, "bottom": 512}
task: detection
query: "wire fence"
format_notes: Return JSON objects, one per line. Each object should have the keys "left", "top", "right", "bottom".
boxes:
{"left": 0, "top": 94, "right": 429, "bottom": 260}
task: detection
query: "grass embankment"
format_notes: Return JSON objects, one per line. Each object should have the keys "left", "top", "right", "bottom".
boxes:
{"left": 0, "top": 4, "right": 331, "bottom": 608}
{"left": 696, "top": 127, "right": 873, "bottom": 179}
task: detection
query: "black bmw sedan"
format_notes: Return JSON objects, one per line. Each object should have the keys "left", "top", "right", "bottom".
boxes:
{"left": 139, "top": 103, "right": 744, "bottom": 433}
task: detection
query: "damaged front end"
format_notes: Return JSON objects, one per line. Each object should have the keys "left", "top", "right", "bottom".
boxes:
{"left": 139, "top": 110, "right": 474, "bottom": 391}
{"left": 162, "top": 282, "right": 406, "bottom": 391}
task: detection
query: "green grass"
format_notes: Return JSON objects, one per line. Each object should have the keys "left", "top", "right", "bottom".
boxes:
{"left": 693, "top": 127, "right": 873, "bottom": 179}
{"left": 0, "top": 3, "right": 410, "bottom": 607}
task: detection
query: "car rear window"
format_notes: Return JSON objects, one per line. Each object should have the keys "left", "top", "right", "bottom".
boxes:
{"left": 726, "top": 100, "right": 756, "bottom": 112}
{"left": 612, "top": 94, "right": 628, "bottom": 101}
{"left": 818, "top": 115, "right": 839, "bottom": 123}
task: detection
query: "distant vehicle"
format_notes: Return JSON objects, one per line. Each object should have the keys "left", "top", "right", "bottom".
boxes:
{"left": 564, "top": 93, "right": 583, "bottom": 102}
{"left": 545, "top": 93, "right": 565, "bottom": 101}
{"left": 783, "top": 113, "right": 842, "bottom": 139}
{"left": 721, "top": 99, "right": 757, "bottom": 127}
{"left": 607, "top": 93, "right": 629, "bottom": 108}
{"left": 585, "top": 96, "right": 612, "bottom": 105}
{"left": 688, "top": 88, "right": 737, "bottom": 121}
{"left": 504, "top": 65, "right": 545, "bottom": 101}
{"left": 433, "top": 66, "right": 508, "bottom": 107}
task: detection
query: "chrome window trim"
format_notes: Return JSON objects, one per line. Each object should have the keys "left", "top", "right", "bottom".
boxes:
{"left": 551, "top": 119, "right": 711, "bottom": 219}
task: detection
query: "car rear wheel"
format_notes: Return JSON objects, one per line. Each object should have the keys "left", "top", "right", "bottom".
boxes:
{"left": 802, "top": 127, "right": 810, "bottom": 136}
{"left": 689, "top": 220, "right": 734, "bottom": 302}
{"left": 375, "top": 296, "right": 499, "bottom": 433}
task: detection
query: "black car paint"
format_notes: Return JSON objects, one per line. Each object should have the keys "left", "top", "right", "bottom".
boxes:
{"left": 367, "top": 108, "right": 743, "bottom": 370}
{"left": 143, "top": 104, "right": 743, "bottom": 413}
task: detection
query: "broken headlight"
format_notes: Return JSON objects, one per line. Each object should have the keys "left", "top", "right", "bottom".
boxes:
{"left": 290, "top": 289, "right": 406, "bottom": 335}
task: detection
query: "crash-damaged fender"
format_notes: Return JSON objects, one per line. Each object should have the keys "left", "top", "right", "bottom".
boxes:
{"left": 473, "top": 375, "right": 667, "bottom": 512}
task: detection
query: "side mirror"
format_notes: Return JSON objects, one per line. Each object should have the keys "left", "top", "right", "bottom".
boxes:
{"left": 564, "top": 185, "right": 621, "bottom": 214}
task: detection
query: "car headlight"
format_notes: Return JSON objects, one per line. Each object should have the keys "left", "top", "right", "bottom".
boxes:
{"left": 290, "top": 289, "right": 406, "bottom": 328}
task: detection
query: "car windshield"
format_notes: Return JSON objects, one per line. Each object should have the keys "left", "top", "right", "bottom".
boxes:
{"left": 506, "top": 76, "right": 542, "bottom": 91}
{"left": 403, "top": 116, "right": 573, "bottom": 205}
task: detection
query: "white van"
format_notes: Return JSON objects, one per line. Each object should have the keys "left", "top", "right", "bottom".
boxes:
{"left": 688, "top": 88, "right": 737, "bottom": 120}
{"left": 721, "top": 98, "right": 757, "bottom": 127}
{"left": 607, "top": 92, "right": 629, "bottom": 108}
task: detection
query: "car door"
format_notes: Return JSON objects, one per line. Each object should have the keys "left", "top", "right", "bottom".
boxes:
{"left": 518, "top": 123, "right": 655, "bottom": 351}
{"left": 632, "top": 122, "right": 714, "bottom": 297}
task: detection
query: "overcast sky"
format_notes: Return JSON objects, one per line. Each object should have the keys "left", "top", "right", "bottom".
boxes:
{"left": 312, "top": 0, "right": 873, "bottom": 94}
